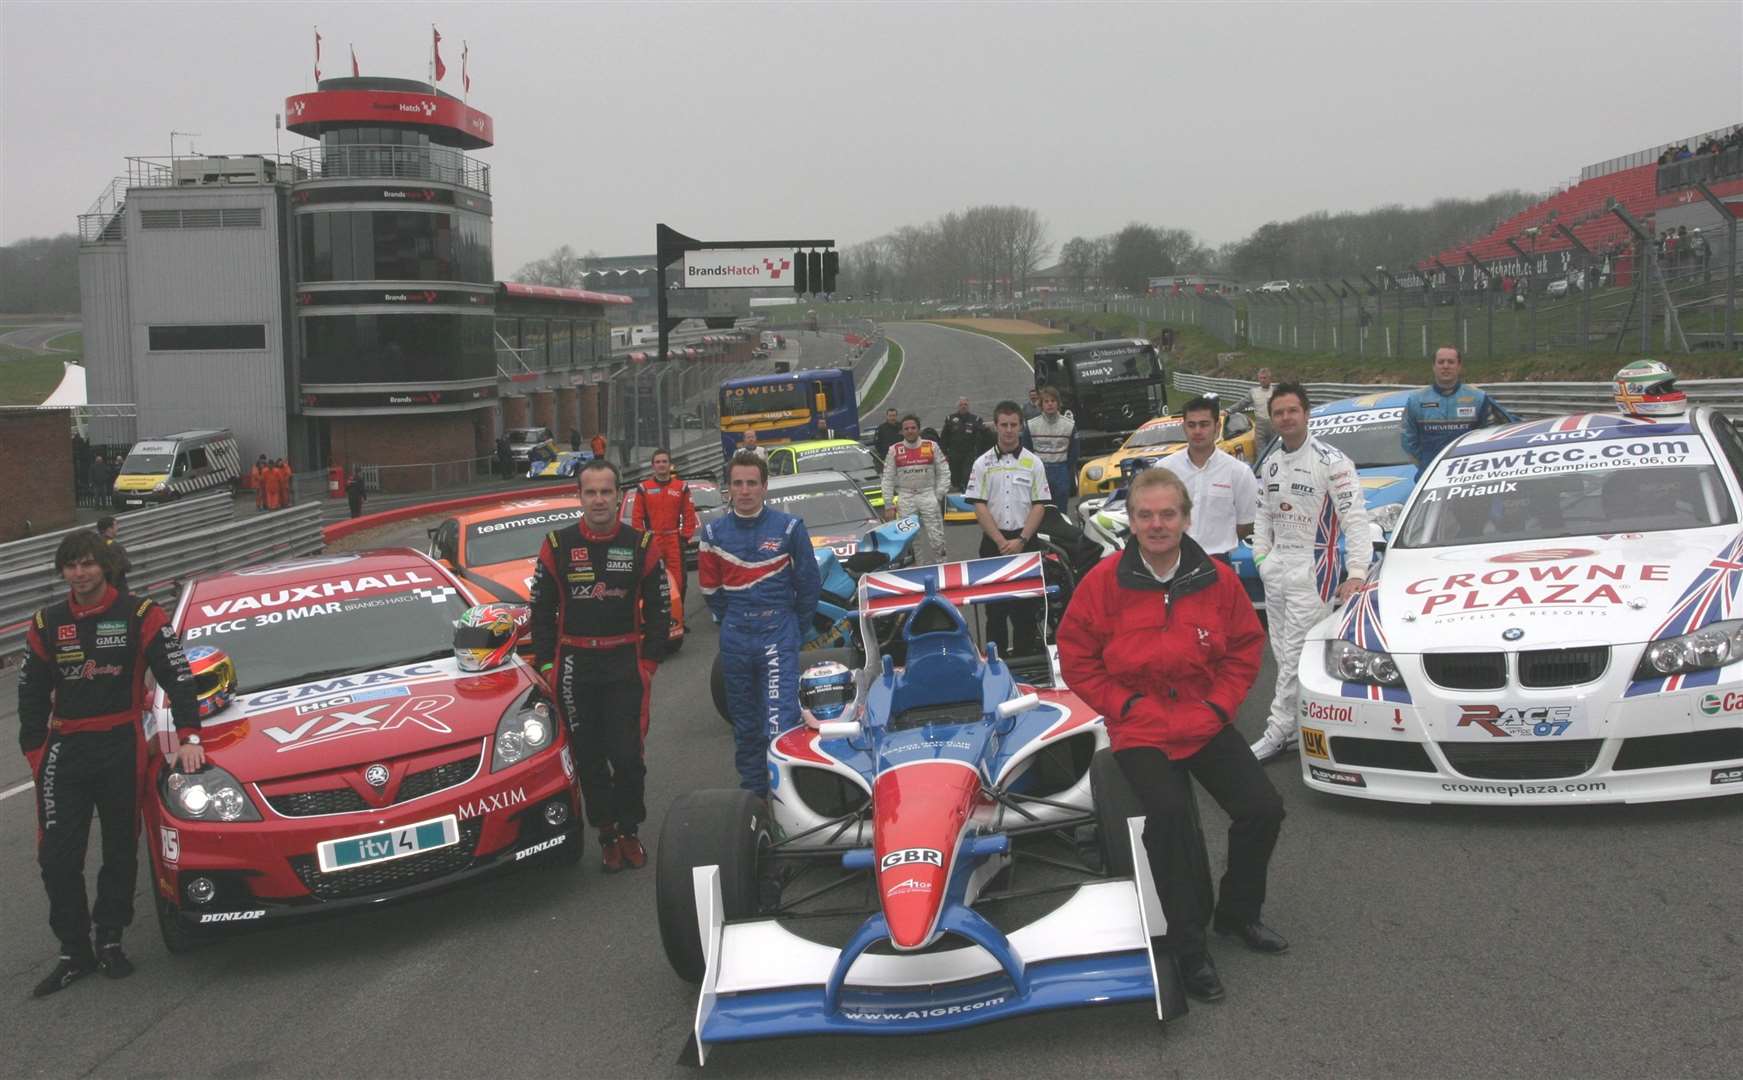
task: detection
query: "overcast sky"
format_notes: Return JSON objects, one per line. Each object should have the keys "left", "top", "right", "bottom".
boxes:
{"left": 3, "top": 1, "right": 1739, "bottom": 272}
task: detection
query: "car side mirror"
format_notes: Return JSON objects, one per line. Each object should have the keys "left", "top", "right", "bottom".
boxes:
{"left": 817, "top": 720, "right": 862, "bottom": 740}
{"left": 996, "top": 693, "right": 1041, "bottom": 720}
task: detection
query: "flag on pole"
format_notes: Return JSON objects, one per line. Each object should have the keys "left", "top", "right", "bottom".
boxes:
{"left": 462, "top": 40, "right": 470, "bottom": 95}
{"left": 314, "top": 27, "right": 322, "bottom": 82}
{"left": 432, "top": 26, "right": 446, "bottom": 82}
{"left": 350, "top": 44, "right": 360, "bottom": 78}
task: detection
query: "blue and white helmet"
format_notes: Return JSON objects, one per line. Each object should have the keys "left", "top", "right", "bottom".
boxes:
{"left": 799, "top": 661, "right": 854, "bottom": 723}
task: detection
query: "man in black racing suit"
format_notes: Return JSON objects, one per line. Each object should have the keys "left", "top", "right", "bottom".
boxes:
{"left": 18, "top": 530, "right": 201, "bottom": 997}
{"left": 531, "top": 458, "right": 670, "bottom": 873}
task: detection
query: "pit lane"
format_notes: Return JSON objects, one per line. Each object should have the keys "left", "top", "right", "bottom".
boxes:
{"left": 2, "top": 326, "right": 1738, "bottom": 1077}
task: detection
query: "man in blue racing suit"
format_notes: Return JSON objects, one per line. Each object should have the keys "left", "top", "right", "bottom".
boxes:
{"left": 698, "top": 450, "right": 821, "bottom": 798}
{"left": 1402, "top": 346, "right": 1498, "bottom": 475}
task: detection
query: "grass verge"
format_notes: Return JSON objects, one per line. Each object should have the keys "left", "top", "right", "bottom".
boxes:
{"left": 0, "top": 353, "right": 70, "bottom": 405}
{"left": 46, "top": 331, "right": 83, "bottom": 354}
{"left": 859, "top": 341, "right": 903, "bottom": 414}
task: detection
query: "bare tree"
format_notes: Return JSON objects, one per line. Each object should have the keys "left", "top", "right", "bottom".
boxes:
{"left": 513, "top": 244, "right": 585, "bottom": 287}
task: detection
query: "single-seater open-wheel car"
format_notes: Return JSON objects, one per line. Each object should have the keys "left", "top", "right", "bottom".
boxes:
{"left": 656, "top": 553, "right": 1191, "bottom": 1063}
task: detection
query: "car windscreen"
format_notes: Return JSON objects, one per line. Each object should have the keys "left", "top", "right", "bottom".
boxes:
{"left": 797, "top": 447, "right": 877, "bottom": 476}
{"left": 764, "top": 488, "right": 874, "bottom": 531}
{"left": 1069, "top": 348, "right": 1158, "bottom": 385}
{"left": 1394, "top": 440, "right": 1735, "bottom": 549}
{"left": 722, "top": 381, "right": 807, "bottom": 417}
{"left": 507, "top": 429, "right": 547, "bottom": 445}
{"left": 179, "top": 572, "right": 471, "bottom": 693}
{"left": 1126, "top": 421, "right": 1186, "bottom": 449}
{"left": 466, "top": 507, "right": 580, "bottom": 566}
{"left": 1299, "top": 408, "right": 1413, "bottom": 468}
{"left": 122, "top": 453, "right": 175, "bottom": 473}
{"left": 690, "top": 485, "right": 722, "bottom": 512}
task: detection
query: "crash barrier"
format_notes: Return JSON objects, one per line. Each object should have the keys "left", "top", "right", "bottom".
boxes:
{"left": 322, "top": 434, "right": 721, "bottom": 543}
{"left": 1170, "top": 370, "right": 1743, "bottom": 419}
{"left": 0, "top": 502, "right": 323, "bottom": 660}
{"left": 0, "top": 492, "right": 234, "bottom": 579}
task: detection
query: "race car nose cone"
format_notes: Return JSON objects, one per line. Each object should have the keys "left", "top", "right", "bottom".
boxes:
{"left": 872, "top": 762, "right": 979, "bottom": 950}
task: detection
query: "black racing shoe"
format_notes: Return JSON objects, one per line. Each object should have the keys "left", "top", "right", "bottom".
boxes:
{"left": 98, "top": 941, "right": 135, "bottom": 979}
{"left": 1179, "top": 952, "right": 1226, "bottom": 1002}
{"left": 32, "top": 953, "right": 96, "bottom": 998}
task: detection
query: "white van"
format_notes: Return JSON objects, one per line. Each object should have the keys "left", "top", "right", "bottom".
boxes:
{"left": 111, "top": 429, "right": 243, "bottom": 508}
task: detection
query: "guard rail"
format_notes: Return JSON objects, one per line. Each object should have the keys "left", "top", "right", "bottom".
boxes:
{"left": 0, "top": 503, "right": 323, "bottom": 660}
{"left": 0, "top": 493, "right": 235, "bottom": 578}
{"left": 1171, "top": 371, "right": 1743, "bottom": 418}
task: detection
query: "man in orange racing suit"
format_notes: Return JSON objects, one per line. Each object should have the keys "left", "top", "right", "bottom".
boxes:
{"left": 630, "top": 446, "right": 697, "bottom": 638}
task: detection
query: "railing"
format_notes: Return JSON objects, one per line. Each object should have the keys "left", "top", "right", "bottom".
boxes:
{"left": 1581, "top": 124, "right": 1741, "bottom": 181}
{"left": 1657, "top": 146, "right": 1743, "bottom": 193}
{"left": 360, "top": 456, "right": 498, "bottom": 495}
{"left": 0, "top": 493, "right": 234, "bottom": 578}
{"left": 290, "top": 144, "right": 490, "bottom": 193}
{"left": 0, "top": 501, "right": 323, "bottom": 659}
{"left": 1172, "top": 370, "right": 1743, "bottom": 419}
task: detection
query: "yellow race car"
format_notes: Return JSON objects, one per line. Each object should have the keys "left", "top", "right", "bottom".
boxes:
{"left": 1076, "top": 408, "right": 1258, "bottom": 496}
{"left": 767, "top": 438, "right": 887, "bottom": 510}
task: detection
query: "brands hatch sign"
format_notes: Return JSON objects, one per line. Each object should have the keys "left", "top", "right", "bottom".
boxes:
{"left": 680, "top": 248, "right": 794, "bottom": 289}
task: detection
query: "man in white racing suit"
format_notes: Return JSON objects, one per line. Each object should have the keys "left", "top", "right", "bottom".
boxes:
{"left": 1250, "top": 382, "right": 1371, "bottom": 763}
{"left": 881, "top": 414, "right": 950, "bottom": 564}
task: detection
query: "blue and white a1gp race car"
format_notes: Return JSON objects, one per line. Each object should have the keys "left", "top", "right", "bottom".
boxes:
{"left": 656, "top": 554, "right": 1186, "bottom": 1063}
{"left": 1298, "top": 408, "right": 1743, "bottom": 804}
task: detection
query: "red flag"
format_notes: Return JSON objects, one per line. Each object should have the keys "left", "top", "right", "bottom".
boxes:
{"left": 432, "top": 27, "right": 446, "bottom": 81}
{"left": 350, "top": 44, "right": 359, "bottom": 78}
{"left": 462, "top": 40, "right": 470, "bottom": 94}
{"left": 314, "top": 28, "right": 322, "bottom": 82}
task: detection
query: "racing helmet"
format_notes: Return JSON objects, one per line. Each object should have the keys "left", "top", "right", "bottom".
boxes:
{"left": 799, "top": 661, "right": 855, "bottom": 724}
{"left": 453, "top": 604, "right": 525, "bottom": 672}
{"left": 186, "top": 645, "right": 236, "bottom": 719}
{"left": 1613, "top": 359, "right": 1687, "bottom": 418}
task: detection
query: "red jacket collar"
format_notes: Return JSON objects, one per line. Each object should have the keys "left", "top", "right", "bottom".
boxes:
{"left": 578, "top": 518, "right": 622, "bottom": 543}
{"left": 69, "top": 585, "right": 118, "bottom": 618}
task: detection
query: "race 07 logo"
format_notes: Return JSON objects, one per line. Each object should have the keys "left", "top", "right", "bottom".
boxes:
{"left": 1456, "top": 704, "right": 1574, "bottom": 738}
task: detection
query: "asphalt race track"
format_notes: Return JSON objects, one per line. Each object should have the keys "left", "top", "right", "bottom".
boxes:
{"left": 2, "top": 325, "right": 1739, "bottom": 1078}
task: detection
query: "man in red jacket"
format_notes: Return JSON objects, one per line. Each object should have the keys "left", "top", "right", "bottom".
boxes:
{"left": 630, "top": 448, "right": 697, "bottom": 609}
{"left": 1058, "top": 467, "right": 1285, "bottom": 1004}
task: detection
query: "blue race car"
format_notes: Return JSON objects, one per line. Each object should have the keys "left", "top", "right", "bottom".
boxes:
{"left": 659, "top": 555, "right": 1187, "bottom": 1061}
{"left": 525, "top": 442, "right": 594, "bottom": 480}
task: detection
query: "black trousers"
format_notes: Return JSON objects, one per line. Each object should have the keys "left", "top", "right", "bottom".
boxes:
{"left": 347, "top": 493, "right": 364, "bottom": 518}
{"left": 979, "top": 531, "right": 1041, "bottom": 659}
{"left": 35, "top": 726, "right": 139, "bottom": 952}
{"left": 1116, "top": 727, "right": 1285, "bottom": 954}
{"left": 558, "top": 657, "right": 647, "bottom": 835}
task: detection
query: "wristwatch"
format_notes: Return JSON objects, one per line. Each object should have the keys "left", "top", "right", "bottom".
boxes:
{"left": 183, "top": 734, "right": 201, "bottom": 746}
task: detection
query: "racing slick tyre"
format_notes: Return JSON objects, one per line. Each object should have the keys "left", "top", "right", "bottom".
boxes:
{"left": 1090, "top": 748, "right": 1145, "bottom": 877}
{"left": 656, "top": 789, "right": 770, "bottom": 982}
{"left": 710, "top": 647, "right": 858, "bottom": 724}
{"left": 155, "top": 896, "right": 206, "bottom": 955}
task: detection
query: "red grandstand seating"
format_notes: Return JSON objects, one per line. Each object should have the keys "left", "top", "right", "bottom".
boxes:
{"left": 1421, "top": 164, "right": 1661, "bottom": 269}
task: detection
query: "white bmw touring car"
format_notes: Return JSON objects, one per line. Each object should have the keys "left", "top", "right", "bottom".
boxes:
{"left": 1298, "top": 408, "right": 1743, "bottom": 804}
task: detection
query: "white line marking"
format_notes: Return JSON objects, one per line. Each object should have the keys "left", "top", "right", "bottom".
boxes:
{"left": 923, "top": 322, "right": 1035, "bottom": 371}
{"left": 2, "top": 779, "right": 35, "bottom": 802}
{"left": 860, "top": 341, "right": 906, "bottom": 416}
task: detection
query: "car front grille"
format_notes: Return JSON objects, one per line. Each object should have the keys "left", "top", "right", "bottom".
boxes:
{"left": 1518, "top": 647, "right": 1609, "bottom": 688}
{"left": 1613, "top": 728, "right": 1743, "bottom": 770}
{"left": 289, "top": 818, "right": 483, "bottom": 901}
{"left": 1438, "top": 740, "right": 1605, "bottom": 780}
{"left": 1328, "top": 737, "right": 1436, "bottom": 772}
{"left": 263, "top": 746, "right": 482, "bottom": 818}
{"left": 1422, "top": 653, "right": 1508, "bottom": 690}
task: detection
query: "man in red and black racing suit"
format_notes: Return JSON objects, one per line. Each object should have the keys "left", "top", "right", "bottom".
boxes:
{"left": 18, "top": 531, "right": 201, "bottom": 996}
{"left": 629, "top": 446, "right": 698, "bottom": 626}
{"left": 532, "top": 459, "right": 670, "bottom": 872}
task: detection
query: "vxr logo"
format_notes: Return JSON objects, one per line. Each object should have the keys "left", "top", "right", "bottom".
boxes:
{"left": 263, "top": 694, "right": 455, "bottom": 751}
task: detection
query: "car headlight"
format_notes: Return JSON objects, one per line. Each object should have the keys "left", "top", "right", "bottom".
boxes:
{"left": 493, "top": 690, "right": 556, "bottom": 772}
{"left": 1093, "top": 511, "right": 1129, "bottom": 539}
{"left": 1633, "top": 619, "right": 1743, "bottom": 680}
{"left": 1325, "top": 639, "right": 1404, "bottom": 687}
{"left": 161, "top": 764, "right": 261, "bottom": 822}
{"left": 1370, "top": 502, "right": 1404, "bottom": 537}
{"left": 153, "top": 482, "right": 168, "bottom": 493}
{"left": 1086, "top": 465, "right": 1103, "bottom": 482}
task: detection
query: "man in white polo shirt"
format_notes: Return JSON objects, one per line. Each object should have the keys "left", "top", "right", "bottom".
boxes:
{"left": 1173, "top": 395, "right": 1259, "bottom": 561}
{"left": 965, "top": 400, "right": 1051, "bottom": 658}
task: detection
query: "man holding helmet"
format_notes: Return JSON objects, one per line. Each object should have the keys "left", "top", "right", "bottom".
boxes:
{"left": 530, "top": 459, "right": 670, "bottom": 873}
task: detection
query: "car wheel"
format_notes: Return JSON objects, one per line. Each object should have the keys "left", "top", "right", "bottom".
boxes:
{"left": 1090, "top": 749, "right": 1144, "bottom": 876}
{"left": 155, "top": 895, "right": 205, "bottom": 955}
{"left": 711, "top": 653, "right": 729, "bottom": 722}
{"left": 655, "top": 788, "right": 770, "bottom": 983}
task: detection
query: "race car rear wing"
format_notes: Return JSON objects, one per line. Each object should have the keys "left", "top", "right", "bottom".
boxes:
{"left": 857, "top": 552, "right": 1049, "bottom": 615}
{"left": 684, "top": 817, "right": 1181, "bottom": 1064}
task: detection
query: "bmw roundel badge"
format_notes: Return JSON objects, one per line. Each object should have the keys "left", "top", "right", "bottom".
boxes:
{"left": 1502, "top": 627, "right": 1524, "bottom": 642}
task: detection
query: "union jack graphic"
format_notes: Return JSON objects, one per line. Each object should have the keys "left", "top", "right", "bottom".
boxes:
{"left": 1452, "top": 413, "right": 1688, "bottom": 454}
{"left": 1339, "top": 681, "right": 1412, "bottom": 704}
{"left": 1625, "top": 531, "right": 1743, "bottom": 697}
{"left": 860, "top": 554, "right": 1045, "bottom": 614}
{"left": 1312, "top": 497, "right": 1344, "bottom": 602}
{"left": 1337, "top": 577, "right": 1387, "bottom": 652}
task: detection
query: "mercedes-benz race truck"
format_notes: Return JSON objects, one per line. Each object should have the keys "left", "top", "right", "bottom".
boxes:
{"left": 1033, "top": 339, "right": 1167, "bottom": 457}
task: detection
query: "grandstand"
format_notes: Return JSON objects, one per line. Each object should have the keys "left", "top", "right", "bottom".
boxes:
{"left": 1418, "top": 124, "right": 1743, "bottom": 277}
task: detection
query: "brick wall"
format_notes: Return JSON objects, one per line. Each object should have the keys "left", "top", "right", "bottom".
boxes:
{"left": 502, "top": 396, "right": 529, "bottom": 429}
{"left": 328, "top": 412, "right": 481, "bottom": 494}
{"left": 556, "top": 387, "right": 579, "bottom": 439}
{"left": 530, "top": 390, "right": 555, "bottom": 433}
{"left": 0, "top": 412, "right": 78, "bottom": 541}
